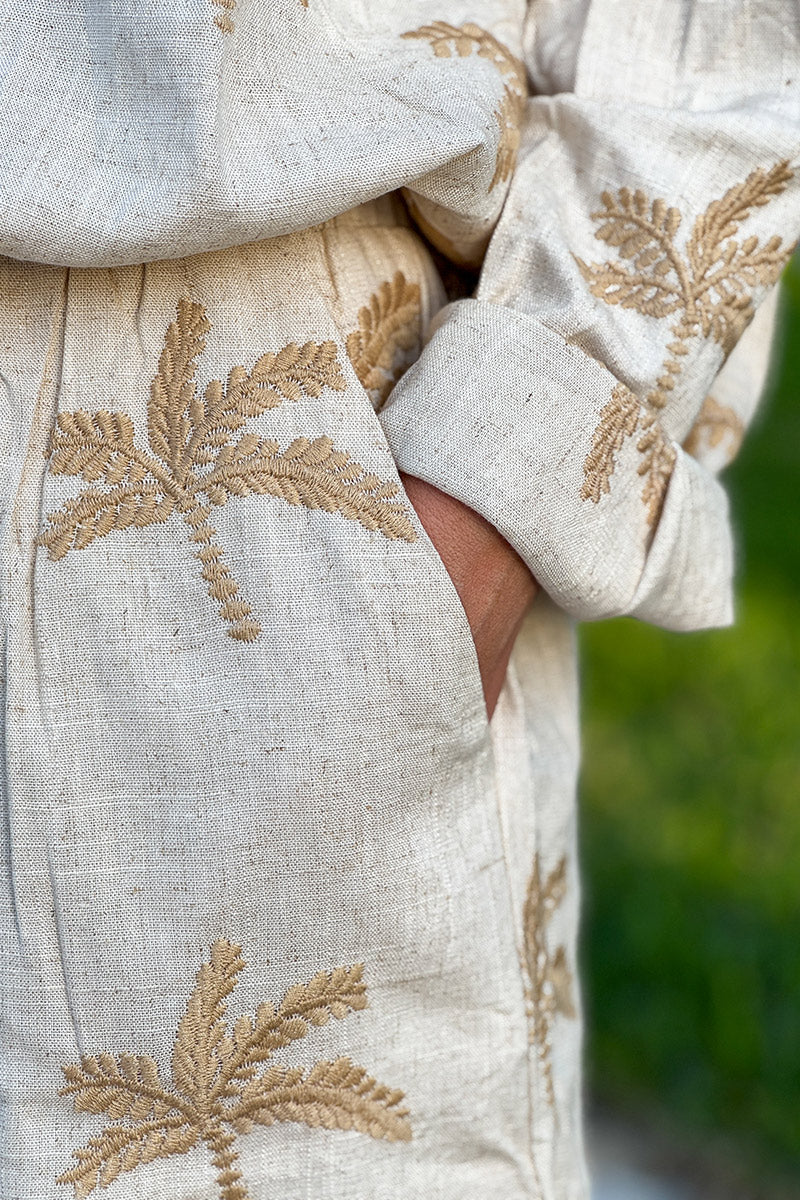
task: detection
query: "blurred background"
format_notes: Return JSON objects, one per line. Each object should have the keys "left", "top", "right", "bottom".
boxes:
{"left": 581, "top": 256, "right": 800, "bottom": 1199}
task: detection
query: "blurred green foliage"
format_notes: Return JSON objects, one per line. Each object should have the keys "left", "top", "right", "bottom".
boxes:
{"left": 580, "top": 256, "right": 800, "bottom": 1185}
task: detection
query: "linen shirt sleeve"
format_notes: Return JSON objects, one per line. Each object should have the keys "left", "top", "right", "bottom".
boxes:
{"left": 379, "top": 0, "right": 800, "bottom": 630}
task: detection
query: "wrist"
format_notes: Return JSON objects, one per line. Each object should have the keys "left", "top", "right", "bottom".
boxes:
{"left": 400, "top": 473, "right": 537, "bottom": 717}
{"left": 400, "top": 473, "right": 536, "bottom": 616}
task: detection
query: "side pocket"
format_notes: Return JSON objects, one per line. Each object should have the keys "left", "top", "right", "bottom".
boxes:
{"left": 366, "top": 398, "right": 490, "bottom": 732}
{"left": 318, "top": 214, "right": 489, "bottom": 728}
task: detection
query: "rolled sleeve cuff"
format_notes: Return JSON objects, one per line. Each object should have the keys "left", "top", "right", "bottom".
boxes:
{"left": 379, "top": 299, "right": 734, "bottom": 631}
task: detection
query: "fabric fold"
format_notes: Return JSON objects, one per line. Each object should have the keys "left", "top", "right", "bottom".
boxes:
{"left": 380, "top": 298, "right": 734, "bottom": 630}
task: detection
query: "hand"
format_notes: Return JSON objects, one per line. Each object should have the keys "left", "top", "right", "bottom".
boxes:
{"left": 400, "top": 474, "right": 538, "bottom": 720}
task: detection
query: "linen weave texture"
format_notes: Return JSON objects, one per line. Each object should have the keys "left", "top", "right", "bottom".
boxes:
{"left": 0, "top": 2, "right": 798, "bottom": 1199}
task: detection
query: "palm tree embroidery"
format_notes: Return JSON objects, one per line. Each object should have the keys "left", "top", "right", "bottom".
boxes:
{"left": 523, "top": 854, "right": 576, "bottom": 1109}
{"left": 37, "top": 299, "right": 416, "bottom": 641}
{"left": 576, "top": 161, "right": 793, "bottom": 523}
{"left": 57, "top": 939, "right": 411, "bottom": 1199}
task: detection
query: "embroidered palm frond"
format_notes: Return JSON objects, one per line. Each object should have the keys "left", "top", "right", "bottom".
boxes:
{"left": 37, "top": 483, "right": 177, "bottom": 560}
{"left": 278, "top": 963, "right": 367, "bottom": 1021}
{"left": 346, "top": 272, "right": 421, "bottom": 409}
{"left": 576, "top": 162, "right": 792, "bottom": 521}
{"left": 39, "top": 300, "right": 415, "bottom": 641}
{"left": 199, "top": 434, "right": 415, "bottom": 539}
{"left": 148, "top": 296, "right": 211, "bottom": 473}
{"left": 150, "top": 305, "right": 346, "bottom": 479}
{"left": 523, "top": 854, "right": 576, "bottom": 1109}
{"left": 548, "top": 947, "right": 576, "bottom": 1024}
{"left": 58, "top": 940, "right": 411, "bottom": 1200}
{"left": 684, "top": 162, "right": 793, "bottom": 352}
{"left": 58, "top": 1053, "right": 197, "bottom": 1198}
{"left": 61, "top": 1054, "right": 178, "bottom": 1124}
{"left": 221, "top": 963, "right": 368, "bottom": 1085}
{"left": 57, "top": 1118, "right": 199, "bottom": 1200}
{"left": 227, "top": 1057, "right": 410, "bottom": 1141}
{"left": 171, "top": 937, "right": 244, "bottom": 1104}
{"left": 48, "top": 411, "right": 139, "bottom": 481}
{"left": 682, "top": 394, "right": 745, "bottom": 462}
{"left": 190, "top": 338, "right": 345, "bottom": 469}
{"left": 403, "top": 20, "right": 483, "bottom": 59}
{"left": 577, "top": 189, "right": 685, "bottom": 317}
{"left": 578, "top": 163, "right": 792, "bottom": 348}
{"left": 580, "top": 383, "right": 640, "bottom": 504}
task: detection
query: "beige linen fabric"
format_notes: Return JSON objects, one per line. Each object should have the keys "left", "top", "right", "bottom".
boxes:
{"left": 1, "top": 201, "right": 584, "bottom": 1199}
{"left": 0, "top": 1, "right": 797, "bottom": 616}
{"left": 1, "top": 2, "right": 799, "bottom": 1198}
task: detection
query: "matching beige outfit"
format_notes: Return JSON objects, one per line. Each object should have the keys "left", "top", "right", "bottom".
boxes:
{"left": 0, "top": 2, "right": 797, "bottom": 1197}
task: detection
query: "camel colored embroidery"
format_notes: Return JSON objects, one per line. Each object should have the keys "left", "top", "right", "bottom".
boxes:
{"left": 57, "top": 940, "right": 411, "bottom": 1200}
{"left": 212, "top": 0, "right": 235, "bottom": 34}
{"left": 523, "top": 855, "right": 576, "bottom": 1109}
{"left": 581, "top": 382, "right": 640, "bottom": 503}
{"left": 346, "top": 272, "right": 421, "bottom": 410}
{"left": 683, "top": 394, "right": 745, "bottom": 464}
{"left": 577, "top": 161, "right": 793, "bottom": 523}
{"left": 38, "top": 300, "right": 416, "bottom": 642}
{"left": 490, "top": 86, "right": 524, "bottom": 191}
{"left": 636, "top": 415, "right": 677, "bottom": 525}
{"left": 402, "top": 22, "right": 526, "bottom": 192}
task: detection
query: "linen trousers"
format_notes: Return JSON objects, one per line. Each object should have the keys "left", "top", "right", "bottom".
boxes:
{"left": 0, "top": 196, "right": 585, "bottom": 1200}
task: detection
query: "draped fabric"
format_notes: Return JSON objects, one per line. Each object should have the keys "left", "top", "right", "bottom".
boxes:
{"left": 0, "top": 4, "right": 796, "bottom": 1198}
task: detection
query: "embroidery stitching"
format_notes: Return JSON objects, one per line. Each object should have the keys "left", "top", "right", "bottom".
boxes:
{"left": 402, "top": 22, "right": 526, "bottom": 193}
{"left": 523, "top": 855, "right": 576, "bottom": 1109}
{"left": 576, "top": 162, "right": 793, "bottom": 523}
{"left": 346, "top": 272, "right": 422, "bottom": 411}
{"left": 38, "top": 300, "right": 416, "bottom": 642}
{"left": 57, "top": 940, "right": 411, "bottom": 1199}
{"left": 580, "top": 382, "right": 640, "bottom": 503}
{"left": 682, "top": 394, "right": 745, "bottom": 464}
{"left": 212, "top": 0, "right": 235, "bottom": 34}
{"left": 637, "top": 413, "right": 677, "bottom": 524}
{"left": 490, "top": 86, "right": 524, "bottom": 192}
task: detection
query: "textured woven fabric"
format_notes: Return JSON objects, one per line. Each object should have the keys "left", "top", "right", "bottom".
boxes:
{"left": 1, "top": 203, "right": 584, "bottom": 1200}
{"left": 0, "top": 3, "right": 798, "bottom": 1198}
{"left": 0, "top": 2, "right": 797, "bottom": 617}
